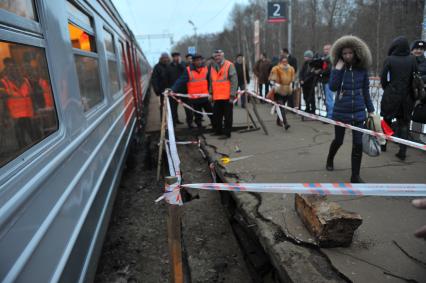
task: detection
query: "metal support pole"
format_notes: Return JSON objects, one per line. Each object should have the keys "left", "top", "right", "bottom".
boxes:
{"left": 165, "top": 176, "right": 184, "bottom": 283}
{"left": 288, "top": 0, "right": 292, "bottom": 53}
{"left": 423, "top": 0, "right": 426, "bottom": 40}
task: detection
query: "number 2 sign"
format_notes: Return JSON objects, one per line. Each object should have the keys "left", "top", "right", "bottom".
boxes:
{"left": 267, "top": 2, "right": 287, "bottom": 23}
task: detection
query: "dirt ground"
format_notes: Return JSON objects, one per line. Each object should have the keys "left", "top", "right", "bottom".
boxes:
{"left": 95, "top": 134, "right": 170, "bottom": 283}
{"left": 95, "top": 131, "right": 254, "bottom": 283}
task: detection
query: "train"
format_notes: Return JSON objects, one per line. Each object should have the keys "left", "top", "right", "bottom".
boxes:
{"left": 0, "top": 0, "right": 151, "bottom": 282}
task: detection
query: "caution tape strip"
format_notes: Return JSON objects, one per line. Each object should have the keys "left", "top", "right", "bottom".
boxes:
{"left": 167, "top": 92, "right": 213, "bottom": 116}
{"left": 154, "top": 89, "right": 426, "bottom": 206}
{"left": 181, "top": 183, "right": 426, "bottom": 197}
{"left": 170, "top": 92, "right": 210, "bottom": 99}
{"left": 155, "top": 96, "right": 184, "bottom": 205}
{"left": 244, "top": 89, "right": 426, "bottom": 151}
{"left": 166, "top": 139, "right": 201, "bottom": 145}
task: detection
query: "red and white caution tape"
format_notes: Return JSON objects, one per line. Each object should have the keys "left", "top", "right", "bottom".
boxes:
{"left": 245, "top": 89, "right": 426, "bottom": 151}
{"left": 170, "top": 92, "right": 210, "bottom": 99}
{"left": 166, "top": 139, "right": 201, "bottom": 145}
{"left": 155, "top": 95, "right": 183, "bottom": 206}
{"left": 181, "top": 182, "right": 426, "bottom": 197}
{"left": 167, "top": 92, "right": 213, "bottom": 116}
{"left": 233, "top": 90, "right": 245, "bottom": 105}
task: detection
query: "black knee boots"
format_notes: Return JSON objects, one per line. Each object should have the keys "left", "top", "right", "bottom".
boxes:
{"left": 351, "top": 144, "right": 364, "bottom": 183}
{"left": 326, "top": 140, "right": 341, "bottom": 171}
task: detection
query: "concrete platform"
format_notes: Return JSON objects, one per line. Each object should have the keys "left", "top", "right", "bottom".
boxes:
{"left": 196, "top": 103, "right": 426, "bottom": 282}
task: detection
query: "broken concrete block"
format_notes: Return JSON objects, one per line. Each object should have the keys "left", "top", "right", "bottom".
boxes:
{"left": 294, "top": 194, "right": 362, "bottom": 247}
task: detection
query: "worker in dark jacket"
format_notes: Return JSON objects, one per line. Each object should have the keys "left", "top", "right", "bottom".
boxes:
{"left": 253, "top": 53, "right": 271, "bottom": 100}
{"left": 326, "top": 35, "right": 375, "bottom": 183}
{"left": 411, "top": 40, "right": 426, "bottom": 82}
{"left": 168, "top": 52, "right": 188, "bottom": 124}
{"left": 380, "top": 36, "right": 417, "bottom": 160}
{"left": 171, "top": 54, "right": 213, "bottom": 129}
{"left": 299, "top": 50, "right": 316, "bottom": 114}
{"left": 151, "top": 52, "right": 171, "bottom": 119}
{"left": 234, "top": 54, "right": 250, "bottom": 108}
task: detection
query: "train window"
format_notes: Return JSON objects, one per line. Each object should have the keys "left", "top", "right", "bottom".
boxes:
{"left": 0, "top": 0, "right": 37, "bottom": 20}
{"left": 107, "top": 60, "right": 120, "bottom": 95}
{"left": 0, "top": 41, "right": 58, "bottom": 168}
{"left": 68, "top": 23, "right": 96, "bottom": 52}
{"left": 104, "top": 29, "right": 120, "bottom": 95}
{"left": 119, "top": 41, "right": 130, "bottom": 91}
{"left": 66, "top": 1, "right": 91, "bottom": 27}
{"left": 66, "top": 2, "right": 103, "bottom": 111}
{"left": 74, "top": 55, "right": 102, "bottom": 111}
{"left": 104, "top": 29, "right": 114, "bottom": 54}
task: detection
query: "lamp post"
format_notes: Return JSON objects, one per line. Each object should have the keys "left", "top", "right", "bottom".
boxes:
{"left": 188, "top": 20, "right": 197, "bottom": 52}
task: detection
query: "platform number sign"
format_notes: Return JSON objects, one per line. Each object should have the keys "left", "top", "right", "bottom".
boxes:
{"left": 267, "top": 2, "right": 287, "bottom": 23}
{"left": 188, "top": 46, "right": 196, "bottom": 55}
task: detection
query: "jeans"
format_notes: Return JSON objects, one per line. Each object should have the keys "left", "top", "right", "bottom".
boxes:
{"left": 238, "top": 85, "right": 247, "bottom": 108}
{"left": 192, "top": 99, "right": 213, "bottom": 126}
{"left": 324, "top": 83, "right": 335, "bottom": 119}
{"left": 213, "top": 100, "right": 233, "bottom": 136}
{"left": 334, "top": 121, "right": 364, "bottom": 146}
{"left": 384, "top": 118, "right": 409, "bottom": 156}
{"left": 259, "top": 83, "right": 269, "bottom": 99}
{"left": 275, "top": 94, "right": 289, "bottom": 125}
{"left": 302, "top": 84, "right": 316, "bottom": 114}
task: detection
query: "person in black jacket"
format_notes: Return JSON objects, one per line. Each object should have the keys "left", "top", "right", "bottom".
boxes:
{"left": 234, "top": 54, "right": 250, "bottom": 108}
{"left": 168, "top": 52, "right": 187, "bottom": 124}
{"left": 380, "top": 36, "right": 417, "bottom": 161}
{"left": 299, "top": 50, "right": 316, "bottom": 114}
{"left": 411, "top": 40, "right": 426, "bottom": 82}
{"left": 151, "top": 52, "right": 171, "bottom": 120}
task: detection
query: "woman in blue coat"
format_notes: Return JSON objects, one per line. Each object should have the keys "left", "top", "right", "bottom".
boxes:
{"left": 326, "top": 35, "right": 375, "bottom": 183}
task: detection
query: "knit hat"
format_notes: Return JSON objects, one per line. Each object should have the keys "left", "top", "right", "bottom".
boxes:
{"left": 192, "top": 54, "right": 203, "bottom": 60}
{"left": 303, "top": 50, "right": 314, "bottom": 58}
{"left": 160, "top": 52, "right": 169, "bottom": 58}
{"left": 411, "top": 40, "right": 426, "bottom": 51}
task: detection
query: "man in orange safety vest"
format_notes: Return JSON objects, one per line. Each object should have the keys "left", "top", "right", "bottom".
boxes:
{"left": 171, "top": 54, "right": 213, "bottom": 129}
{"left": 0, "top": 57, "right": 37, "bottom": 148}
{"left": 209, "top": 49, "right": 238, "bottom": 139}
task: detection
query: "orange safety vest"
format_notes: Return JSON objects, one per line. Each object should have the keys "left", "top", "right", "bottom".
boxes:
{"left": 186, "top": 66, "right": 209, "bottom": 99}
{"left": 1, "top": 77, "right": 34, "bottom": 119}
{"left": 210, "top": 60, "right": 232, "bottom": 101}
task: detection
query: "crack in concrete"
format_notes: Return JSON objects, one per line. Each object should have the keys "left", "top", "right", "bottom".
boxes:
{"left": 198, "top": 134, "right": 426, "bottom": 283}
{"left": 333, "top": 250, "right": 419, "bottom": 283}
{"left": 200, "top": 137, "right": 353, "bottom": 282}
{"left": 249, "top": 192, "right": 352, "bottom": 283}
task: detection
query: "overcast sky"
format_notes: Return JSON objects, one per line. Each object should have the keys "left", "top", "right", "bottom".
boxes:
{"left": 111, "top": 0, "right": 249, "bottom": 64}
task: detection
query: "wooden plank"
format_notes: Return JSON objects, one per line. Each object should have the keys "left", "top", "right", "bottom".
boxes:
{"left": 165, "top": 176, "right": 184, "bottom": 283}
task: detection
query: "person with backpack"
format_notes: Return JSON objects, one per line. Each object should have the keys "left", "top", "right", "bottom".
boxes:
{"left": 380, "top": 36, "right": 417, "bottom": 161}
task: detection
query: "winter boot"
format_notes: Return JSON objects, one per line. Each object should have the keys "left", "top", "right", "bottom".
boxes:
{"left": 350, "top": 144, "right": 364, "bottom": 183}
{"left": 326, "top": 140, "right": 341, "bottom": 171}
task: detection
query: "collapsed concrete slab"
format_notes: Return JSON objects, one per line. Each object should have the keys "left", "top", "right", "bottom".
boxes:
{"left": 295, "top": 194, "right": 362, "bottom": 247}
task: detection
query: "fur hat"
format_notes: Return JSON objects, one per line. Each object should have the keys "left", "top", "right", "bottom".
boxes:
{"left": 330, "top": 35, "right": 372, "bottom": 69}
